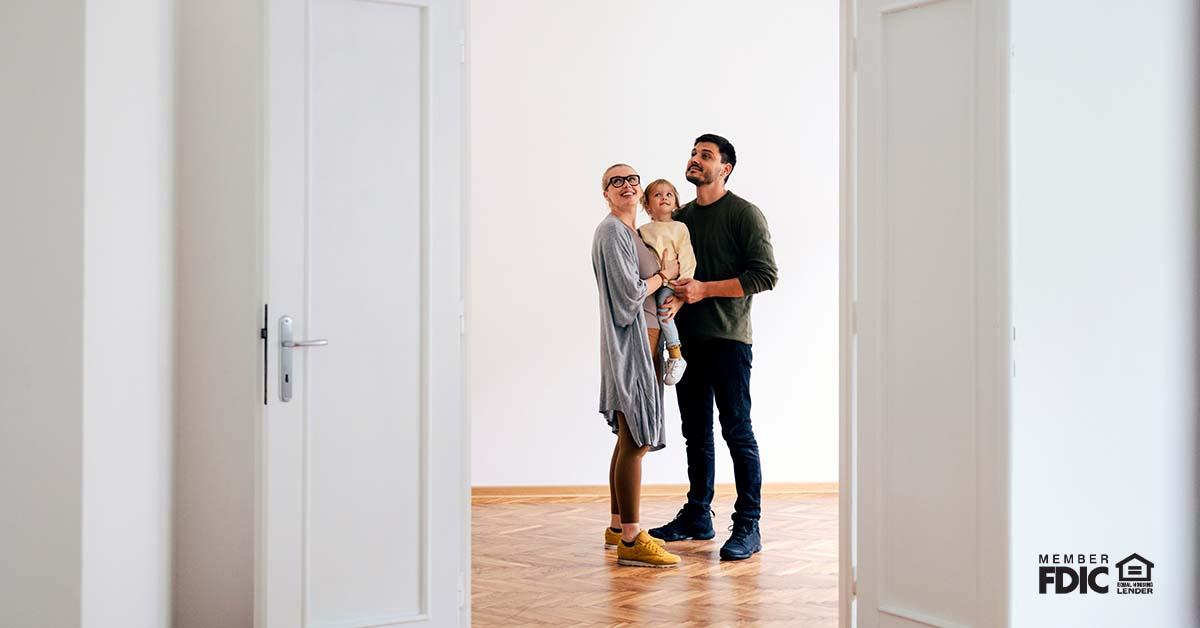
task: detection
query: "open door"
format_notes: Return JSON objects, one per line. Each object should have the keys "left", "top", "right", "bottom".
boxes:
{"left": 853, "top": 0, "right": 1009, "bottom": 626}
{"left": 259, "top": 0, "right": 467, "bottom": 626}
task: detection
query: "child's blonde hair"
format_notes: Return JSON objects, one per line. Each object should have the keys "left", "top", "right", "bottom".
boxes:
{"left": 641, "top": 178, "right": 681, "bottom": 213}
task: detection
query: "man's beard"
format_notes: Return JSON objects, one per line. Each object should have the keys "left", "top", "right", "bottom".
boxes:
{"left": 685, "top": 168, "right": 713, "bottom": 185}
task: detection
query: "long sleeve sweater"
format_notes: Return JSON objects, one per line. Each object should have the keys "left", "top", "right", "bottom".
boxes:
{"left": 672, "top": 191, "right": 778, "bottom": 344}
{"left": 637, "top": 220, "right": 697, "bottom": 281}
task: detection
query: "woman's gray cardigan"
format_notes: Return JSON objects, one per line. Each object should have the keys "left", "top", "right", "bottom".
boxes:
{"left": 591, "top": 214, "right": 665, "bottom": 450}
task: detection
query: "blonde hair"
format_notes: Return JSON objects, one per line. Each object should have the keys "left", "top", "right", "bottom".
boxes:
{"left": 601, "top": 163, "right": 635, "bottom": 192}
{"left": 641, "top": 178, "right": 681, "bottom": 212}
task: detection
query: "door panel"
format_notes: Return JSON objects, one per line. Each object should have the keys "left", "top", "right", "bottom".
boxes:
{"left": 855, "top": 0, "right": 1009, "bottom": 626}
{"left": 307, "top": 0, "right": 426, "bottom": 623}
{"left": 263, "top": 1, "right": 464, "bottom": 627}
{"left": 879, "top": 0, "right": 976, "bottom": 620}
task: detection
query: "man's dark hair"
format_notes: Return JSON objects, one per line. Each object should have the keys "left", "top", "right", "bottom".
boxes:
{"left": 694, "top": 133, "right": 737, "bottom": 182}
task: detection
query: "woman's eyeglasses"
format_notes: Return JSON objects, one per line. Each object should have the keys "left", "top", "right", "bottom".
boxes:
{"left": 606, "top": 174, "right": 641, "bottom": 190}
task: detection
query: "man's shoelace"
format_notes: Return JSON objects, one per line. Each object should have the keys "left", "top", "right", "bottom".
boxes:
{"left": 670, "top": 507, "right": 715, "bottom": 523}
{"left": 727, "top": 522, "right": 756, "bottom": 536}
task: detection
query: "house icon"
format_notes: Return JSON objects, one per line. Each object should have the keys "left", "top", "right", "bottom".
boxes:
{"left": 1116, "top": 553, "right": 1154, "bottom": 581}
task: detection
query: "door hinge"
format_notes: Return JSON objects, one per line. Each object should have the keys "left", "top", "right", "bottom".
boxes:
{"left": 852, "top": 566, "right": 857, "bottom": 597}
{"left": 850, "top": 37, "right": 857, "bottom": 73}
{"left": 459, "top": 300, "right": 466, "bottom": 336}
{"left": 850, "top": 300, "right": 857, "bottom": 336}
{"left": 459, "top": 30, "right": 466, "bottom": 64}
{"left": 457, "top": 572, "right": 465, "bottom": 607}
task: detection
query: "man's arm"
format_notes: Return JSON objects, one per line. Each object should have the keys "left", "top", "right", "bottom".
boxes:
{"left": 673, "top": 203, "right": 777, "bottom": 304}
{"left": 734, "top": 203, "right": 778, "bottom": 295}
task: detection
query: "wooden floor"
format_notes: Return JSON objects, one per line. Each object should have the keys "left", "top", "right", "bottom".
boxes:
{"left": 472, "top": 491, "right": 839, "bottom": 627}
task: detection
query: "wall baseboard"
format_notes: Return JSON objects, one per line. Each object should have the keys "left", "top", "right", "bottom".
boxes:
{"left": 471, "top": 482, "right": 837, "bottom": 500}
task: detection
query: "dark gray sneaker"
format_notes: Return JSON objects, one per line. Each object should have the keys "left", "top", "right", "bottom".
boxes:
{"left": 719, "top": 520, "right": 762, "bottom": 560}
{"left": 648, "top": 504, "right": 716, "bottom": 542}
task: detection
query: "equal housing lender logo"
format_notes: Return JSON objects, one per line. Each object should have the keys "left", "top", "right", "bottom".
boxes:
{"left": 1038, "top": 553, "right": 1154, "bottom": 595}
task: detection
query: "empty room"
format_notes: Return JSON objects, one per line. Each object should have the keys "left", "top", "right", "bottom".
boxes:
{"left": 467, "top": 0, "right": 841, "bottom": 625}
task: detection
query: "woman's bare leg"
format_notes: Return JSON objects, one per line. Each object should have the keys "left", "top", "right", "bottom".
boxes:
{"left": 608, "top": 328, "right": 665, "bottom": 540}
{"left": 609, "top": 442, "right": 621, "bottom": 529}
{"left": 613, "top": 410, "right": 651, "bottom": 542}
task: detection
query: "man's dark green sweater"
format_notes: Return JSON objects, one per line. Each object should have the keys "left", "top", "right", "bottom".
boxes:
{"left": 673, "top": 190, "right": 778, "bottom": 345}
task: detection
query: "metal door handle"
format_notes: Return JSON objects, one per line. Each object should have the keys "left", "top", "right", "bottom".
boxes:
{"left": 278, "top": 315, "right": 327, "bottom": 402}
{"left": 282, "top": 339, "right": 328, "bottom": 348}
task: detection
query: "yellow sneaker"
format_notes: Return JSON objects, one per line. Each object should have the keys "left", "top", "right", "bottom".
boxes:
{"left": 605, "top": 527, "right": 666, "bottom": 550}
{"left": 616, "top": 531, "right": 680, "bottom": 568}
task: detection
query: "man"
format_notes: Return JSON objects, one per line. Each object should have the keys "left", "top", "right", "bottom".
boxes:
{"left": 648, "top": 133, "right": 778, "bottom": 561}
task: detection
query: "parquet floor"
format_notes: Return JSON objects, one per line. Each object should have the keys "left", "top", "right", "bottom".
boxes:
{"left": 472, "top": 491, "right": 839, "bottom": 627}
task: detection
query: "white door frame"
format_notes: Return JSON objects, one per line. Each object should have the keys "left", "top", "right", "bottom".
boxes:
{"left": 460, "top": 4, "right": 474, "bottom": 626}
{"left": 459, "top": 2, "right": 858, "bottom": 626}
{"left": 838, "top": 1, "right": 856, "bottom": 626}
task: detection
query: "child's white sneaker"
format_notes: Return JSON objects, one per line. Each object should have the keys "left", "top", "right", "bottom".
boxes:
{"left": 664, "top": 356, "right": 687, "bottom": 385}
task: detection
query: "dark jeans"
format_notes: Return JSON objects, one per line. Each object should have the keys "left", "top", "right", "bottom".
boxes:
{"left": 675, "top": 338, "right": 762, "bottom": 522}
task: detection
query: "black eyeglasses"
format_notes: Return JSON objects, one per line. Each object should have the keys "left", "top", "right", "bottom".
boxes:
{"left": 606, "top": 174, "right": 641, "bottom": 190}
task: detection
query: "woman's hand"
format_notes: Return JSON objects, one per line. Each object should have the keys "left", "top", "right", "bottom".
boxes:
{"left": 659, "top": 252, "right": 680, "bottom": 280}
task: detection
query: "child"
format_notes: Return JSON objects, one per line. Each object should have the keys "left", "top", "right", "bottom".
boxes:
{"left": 638, "top": 178, "right": 696, "bottom": 385}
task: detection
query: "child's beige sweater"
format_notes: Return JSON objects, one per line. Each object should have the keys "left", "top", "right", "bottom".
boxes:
{"left": 638, "top": 220, "right": 696, "bottom": 282}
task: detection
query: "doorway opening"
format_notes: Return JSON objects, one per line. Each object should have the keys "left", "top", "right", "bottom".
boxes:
{"left": 465, "top": 1, "right": 853, "bottom": 625}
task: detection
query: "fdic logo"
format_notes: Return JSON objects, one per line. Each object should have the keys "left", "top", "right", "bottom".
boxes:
{"left": 1038, "top": 553, "right": 1154, "bottom": 595}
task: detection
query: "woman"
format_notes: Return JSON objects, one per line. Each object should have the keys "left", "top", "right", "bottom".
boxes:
{"left": 591, "top": 163, "right": 681, "bottom": 568}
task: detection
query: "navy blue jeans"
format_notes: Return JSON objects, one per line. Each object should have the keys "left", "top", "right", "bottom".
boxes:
{"left": 675, "top": 338, "right": 762, "bottom": 522}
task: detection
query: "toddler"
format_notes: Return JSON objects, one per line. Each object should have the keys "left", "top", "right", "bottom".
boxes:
{"left": 638, "top": 178, "right": 696, "bottom": 385}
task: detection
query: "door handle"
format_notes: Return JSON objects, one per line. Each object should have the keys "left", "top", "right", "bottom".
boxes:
{"left": 279, "top": 315, "right": 328, "bottom": 402}
{"left": 282, "top": 339, "right": 329, "bottom": 348}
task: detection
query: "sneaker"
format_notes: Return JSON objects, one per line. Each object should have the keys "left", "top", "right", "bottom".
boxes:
{"left": 647, "top": 504, "right": 716, "bottom": 542}
{"left": 605, "top": 526, "right": 665, "bottom": 550}
{"left": 719, "top": 520, "right": 762, "bottom": 561}
{"left": 663, "top": 356, "right": 688, "bottom": 385}
{"left": 616, "top": 531, "right": 681, "bottom": 568}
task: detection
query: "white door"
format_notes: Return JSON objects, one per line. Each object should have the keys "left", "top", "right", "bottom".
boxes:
{"left": 854, "top": 0, "right": 1008, "bottom": 626}
{"left": 260, "top": 1, "right": 466, "bottom": 627}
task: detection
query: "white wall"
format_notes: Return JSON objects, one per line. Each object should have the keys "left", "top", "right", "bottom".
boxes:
{"left": 1, "top": 1, "right": 175, "bottom": 626}
{"left": 81, "top": 0, "right": 176, "bottom": 626}
{"left": 468, "top": 0, "right": 840, "bottom": 487}
{"left": 1010, "top": 1, "right": 1197, "bottom": 626}
{"left": 173, "top": 0, "right": 262, "bottom": 625}
{"left": 0, "top": 3, "right": 86, "bottom": 626}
